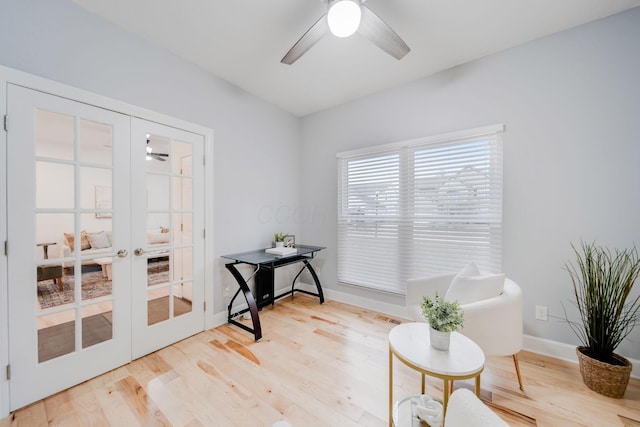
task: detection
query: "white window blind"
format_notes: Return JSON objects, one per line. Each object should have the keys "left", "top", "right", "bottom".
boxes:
{"left": 337, "top": 125, "right": 503, "bottom": 294}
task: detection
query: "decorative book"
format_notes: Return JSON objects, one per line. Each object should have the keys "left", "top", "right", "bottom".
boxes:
{"left": 265, "top": 247, "right": 297, "bottom": 257}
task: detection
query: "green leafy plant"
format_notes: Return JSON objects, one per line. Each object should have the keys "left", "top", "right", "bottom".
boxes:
{"left": 563, "top": 241, "right": 640, "bottom": 363}
{"left": 274, "top": 232, "right": 288, "bottom": 242}
{"left": 421, "top": 294, "right": 464, "bottom": 332}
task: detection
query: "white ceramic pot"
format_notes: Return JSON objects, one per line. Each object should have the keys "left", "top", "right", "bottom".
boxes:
{"left": 275, "top": 241, "right": 284, "bottom": 248}
{"left": 429, "top": 327, "right": 451, "bottom": 351}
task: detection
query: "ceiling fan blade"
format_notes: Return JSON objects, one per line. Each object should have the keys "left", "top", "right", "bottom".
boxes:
{"left": 281, "top": 14, "right": 329, "bottom": 65}
{"left": 358, "top": 6, "right": 410, "bottom": 60}
{"left": 147, "top": 152, "right": 168, "bottom": 161}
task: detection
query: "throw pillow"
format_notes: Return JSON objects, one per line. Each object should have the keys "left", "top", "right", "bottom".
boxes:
{"left": 87, "top": 231, "right": 110, "bottom": 249}
{"left": 458, "top": 262, "right": 480, "bottom": 277}
{"left": 80, "top": 230, "right": 91, "bottom": 250}
{"left": 63, "top": 231, "right": 91, "bottom": 251}
{"left": 63, "top": 232, "right": 75, "bottom": 251}
{"left": 445, "top": 264, "right": 505, "bottom": 305}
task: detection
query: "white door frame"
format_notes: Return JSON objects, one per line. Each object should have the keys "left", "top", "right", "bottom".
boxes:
{"left": 0, "top": 65, "right": 215, "bottom": 418}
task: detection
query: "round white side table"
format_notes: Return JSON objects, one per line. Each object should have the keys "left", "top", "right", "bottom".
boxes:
{"left": 388, "top": 322, "right": 485, "bottom": 426}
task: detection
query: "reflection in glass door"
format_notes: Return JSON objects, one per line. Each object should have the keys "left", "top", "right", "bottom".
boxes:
{"left": 131, "top": 119, "right": 204, "bottom": 359}
{"left": 36, "top": 110, "right": 118, "bottom": 362}
{"left": 7, "top": 85, "right": 132, "bottom": 410}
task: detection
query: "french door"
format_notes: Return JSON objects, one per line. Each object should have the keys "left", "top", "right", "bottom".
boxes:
{"left": 130, "top": 118, "right": 204, "bottom": 359}
{"left": 6, "top": 85, "right": 205, "bottom": 410}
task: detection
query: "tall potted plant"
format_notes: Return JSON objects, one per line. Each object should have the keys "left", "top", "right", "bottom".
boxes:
{"left": 564, "top": 241, "right": 640, "bottom": 398}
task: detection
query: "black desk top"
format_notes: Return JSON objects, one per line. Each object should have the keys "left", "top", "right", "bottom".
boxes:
{"left": 221, "top": 245, "right": 325, "bottom": 265}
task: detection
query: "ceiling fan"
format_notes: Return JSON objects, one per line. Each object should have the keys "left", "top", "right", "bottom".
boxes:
{"left": 281, "top": 0, "right": 410, "bottom": 65}
{"left": 146, "top": 135, "right": 169, "bottom": 162}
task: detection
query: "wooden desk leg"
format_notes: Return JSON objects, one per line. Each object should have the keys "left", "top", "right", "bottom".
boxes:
{"left": 389, "top": 347, "right": 393, "bottom": 427}
{"left": 475, "top": 374, "right": 481, "bottom": 397}
{"left": 421, "top": 373, "right": 425, "bottom": 394}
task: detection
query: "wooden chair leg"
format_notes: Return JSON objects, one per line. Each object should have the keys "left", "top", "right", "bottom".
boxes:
{"left": 513, "top": 354, "right": 524, "bottom": 391}
{"left": 56, "top": 277, "right": 63, "bottom": 291}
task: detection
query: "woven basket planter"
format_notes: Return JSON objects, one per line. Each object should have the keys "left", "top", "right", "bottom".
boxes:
{"left": 576, "top": 346, "right": 632, "bottom": 399}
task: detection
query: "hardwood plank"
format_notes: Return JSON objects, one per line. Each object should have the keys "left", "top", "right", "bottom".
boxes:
{"left": 43, "top": 388, "right": 82, "bottom": 427}
{"left": 3, "top": 294, "right": 640, "bottom": 426}
{"left": 6, "top": 401, "right": 47, "bottom": 427}
{"left": 66, "top": 382, "right": 111, "bottom": 426}
{"left": 88, "top": 375, "right": 140, "bottom": 427}
{"left": 116, "top": 376, "right": 171, "bottom": 426}
{"left": 205, "top": 329, "right": 361, "bottom": 426}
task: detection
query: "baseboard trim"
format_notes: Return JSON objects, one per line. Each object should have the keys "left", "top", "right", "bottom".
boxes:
{"left": 212, "top": 310, "right": 228, "bottom": 329}
{"left": 212, "top": 284, "right": 640, "bottom": 380}
{"left": 314, "top": 284, "right": 640, "bottom": 380}
{"left": 210, "top": 284, "right": 319, "bottom": 330}
{"left": 523, "top": 335, "right": 639, "bottom": 379}
{"left": 313, "top": 284, "right": 410, "bottom": 318}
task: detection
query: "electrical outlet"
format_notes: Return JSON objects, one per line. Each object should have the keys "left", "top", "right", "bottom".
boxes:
{"left": 223, "top": 286, "right": 230, "bottom": 297}
{"left": 535, "top": 305, "right": 548, "bottom": 321}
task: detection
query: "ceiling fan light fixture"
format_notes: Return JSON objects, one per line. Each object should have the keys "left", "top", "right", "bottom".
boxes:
{"left": 327, "top": 0, "right": 362, "bottom": 38}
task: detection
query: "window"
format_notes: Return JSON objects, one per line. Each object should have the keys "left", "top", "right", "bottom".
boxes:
{"left": 337, "top": 125, "right": 504, "bottom": 294}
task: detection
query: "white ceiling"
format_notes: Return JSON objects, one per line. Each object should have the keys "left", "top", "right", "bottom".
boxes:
{"left": 72, "top": 0, "right": 640, "bottom": 117}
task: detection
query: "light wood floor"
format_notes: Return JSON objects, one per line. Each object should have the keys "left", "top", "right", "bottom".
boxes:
{"left": 3, "top": 294, "right": 639, "bottom": 426}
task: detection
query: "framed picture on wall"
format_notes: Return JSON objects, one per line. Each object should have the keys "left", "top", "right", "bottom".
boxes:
{"left": 95, "top": 185, "right": 112, "bottom": 218}
{"left": 284, "top": 234, "right": 295, "bottom": 248}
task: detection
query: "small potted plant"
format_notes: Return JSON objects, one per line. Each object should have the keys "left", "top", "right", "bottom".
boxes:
{"left": 563, "top": 241, "right": 640, "bottom": 398}
{"left": 421, "top": 294, "right": 464, "bottom": 351}
{"left": 274, "top": 232, "right": 287, "bottom": 248}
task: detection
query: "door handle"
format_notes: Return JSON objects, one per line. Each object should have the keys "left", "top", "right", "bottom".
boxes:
{"left": 134, "top": 248, "right": 147, "bottom": 256}
{"left": 116, "top": 249, "right": 128, "bottom": 258}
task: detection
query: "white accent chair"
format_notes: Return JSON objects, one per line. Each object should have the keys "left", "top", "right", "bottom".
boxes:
{"left": 406, "top": 272, "right": 524, "bottom": 391}
{"left": 446, "top": 388, "right": 510, "bottom": 426}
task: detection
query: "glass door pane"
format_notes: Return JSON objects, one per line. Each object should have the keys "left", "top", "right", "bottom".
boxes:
{"left": 131, "top": 119, "right": 204, "bottom": 359}
{"left": 34, "top": 113, "right": 118, "bottom": 363}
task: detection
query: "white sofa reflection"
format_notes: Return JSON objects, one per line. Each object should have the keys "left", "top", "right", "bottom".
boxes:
{"left": 57, "top": 229, "right": 170, "bottom": 267}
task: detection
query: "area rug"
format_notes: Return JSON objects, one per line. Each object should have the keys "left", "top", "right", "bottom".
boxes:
{"left": 38, "top": 296, "right": 192, "bottom": 362}
{"left": 37, "top": 260, "right": 170, "bottom": 309}
{"left": 38, "top": 312, "right": 113, "bottom": 363}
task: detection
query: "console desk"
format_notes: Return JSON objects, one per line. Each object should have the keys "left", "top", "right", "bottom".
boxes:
{"left": 221, "top": 245, "right": 325, "bottom": 341}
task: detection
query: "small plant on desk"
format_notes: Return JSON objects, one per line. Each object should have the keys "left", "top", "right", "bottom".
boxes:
{"left": 274, "top": 232, "right": 287, "bottom": 247}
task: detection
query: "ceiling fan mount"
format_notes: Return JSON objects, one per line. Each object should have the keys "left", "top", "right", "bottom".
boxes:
{"left": 281, "top": 0, "right": 410, "bottom": 65}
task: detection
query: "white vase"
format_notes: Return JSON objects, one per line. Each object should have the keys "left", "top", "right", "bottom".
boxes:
{"left": 429, "top": 327, "right": 451, "bottom": 351}
{"left": 275, "top": 241, "right": 284, "bottom": 248}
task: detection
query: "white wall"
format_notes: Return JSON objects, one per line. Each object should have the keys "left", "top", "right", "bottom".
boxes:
{"left": 2, "top": 0, "right": 639, "bottom": 379}
{"left": 300, "top": 7, "right": 640, "bottom": 360}
{"left": 0, "top": 0, "right": 302, "bottom": 314}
